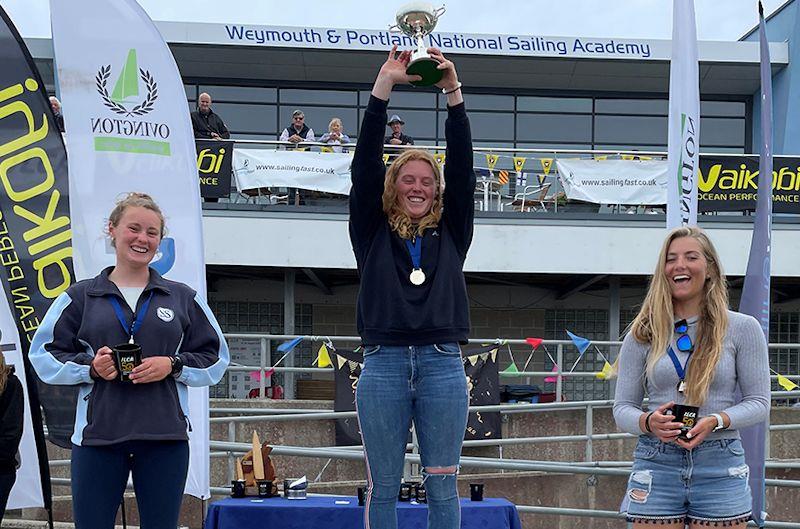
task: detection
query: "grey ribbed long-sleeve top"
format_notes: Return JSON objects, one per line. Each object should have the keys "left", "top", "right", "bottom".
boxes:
{"left": 613, "top": 310, "right": 770, "bottom": 440}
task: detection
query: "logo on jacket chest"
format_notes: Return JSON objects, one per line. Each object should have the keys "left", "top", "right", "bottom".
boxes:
{"left": 156, "top": 307, "right": 174, "bottom": 322}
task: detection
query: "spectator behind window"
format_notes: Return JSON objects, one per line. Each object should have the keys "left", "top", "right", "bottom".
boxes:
{"left": 279, "top": 110, "right": 315, "bottom": 150}
{"left": 318, "top": 117, "right": 351, "bottom": 153}
{"left": 191, "top": 93, "right": 230, "bottom": 140}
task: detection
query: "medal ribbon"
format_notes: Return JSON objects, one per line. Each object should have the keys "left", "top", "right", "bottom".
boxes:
{"left": 666, "top": 345, "right": 692, "bottom": 386}
{"left": 109, "top": 292, "right": 154, "bottom": 342}
{"left": 405, "top": 237, "right": 422, "bottom": 270}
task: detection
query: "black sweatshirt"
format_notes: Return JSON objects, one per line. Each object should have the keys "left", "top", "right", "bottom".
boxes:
{"left": 0, "top": 371, "right": 23, "bottom": 473}
{"left": 349, "top": 95, "right": 475, "bottom": 346}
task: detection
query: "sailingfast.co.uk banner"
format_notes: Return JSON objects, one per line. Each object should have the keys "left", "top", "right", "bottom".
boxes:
{"left": 50, "top": 0, "right": 212, "bottom": 498}
{"left": 234, "top": 148, "right": 353, "bottom": 195}
{"left": 556, "top": 159, "right": 668, "bottom": 205}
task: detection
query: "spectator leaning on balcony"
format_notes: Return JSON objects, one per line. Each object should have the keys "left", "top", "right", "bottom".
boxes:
{"left": 49, "top": 96, "right": 65, "bottom": 133}
{"left": 0, "top": 353, "right": 23, "bottom": 526}
{"left": 613, "top": 226, "right": 770, "bottom": 528}
{"left": 319, "top": 117, "right": 351, "bottom": 153}
{"left": 191, "top": 92, "right": 231, "bottom": 140}
{"left": 30, "top": 192, "right": 230, "bottom": 529}
{"left": 384, "top": 114, "right": 414, "bottom": 146}
{"left": 350, "top": 45, "right": 474, "bottom": 529}
{"left": 279, "top": 109, "right": 315, "bottom": 149}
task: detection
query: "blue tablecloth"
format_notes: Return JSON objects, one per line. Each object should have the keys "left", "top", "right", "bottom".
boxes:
{"left": 205, "top": 495, "right": 522, "bottom": 529}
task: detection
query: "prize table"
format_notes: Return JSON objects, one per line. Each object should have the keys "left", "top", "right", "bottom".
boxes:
{"left": 204, "top": 495, "right": 522, "bottom": 529}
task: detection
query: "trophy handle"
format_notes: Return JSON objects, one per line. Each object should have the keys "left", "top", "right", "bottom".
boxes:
{"left": 433, "top": 5, "right": 446, "bottom": 20}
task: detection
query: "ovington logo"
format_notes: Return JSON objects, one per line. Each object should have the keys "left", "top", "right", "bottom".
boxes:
{"left": 95, "top": 49, "right": 158, "bottom": 117}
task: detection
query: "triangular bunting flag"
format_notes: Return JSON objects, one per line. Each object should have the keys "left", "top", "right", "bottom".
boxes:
{"left": 516, "top": 171, "right": 526, "bottom": 187}
{"left": 335, "top": 354, "right": 347, "bottom": 370}
{"left": 638, "top": 155, "right": 653, "bottom": 160}
{"left": 497, "top": 170, "right": 509, "bottom": 185}
{"left": 596, "top": 361, "right": 613, "bottom": 380}
{"left": 315, "top": 343, "right": 332, "bottom": 368}
{"left": 566, "top": 330, "right": 591, "bottom": 356}
{"left": 513, "top": 156, "right": 527, "bottom": 172}
{"left": 544, "top": 364, "right": 559, "bottom": 383}
{"left": 502, "top": 362, "right": 520, "bottom": 374}
{"left": 490, "top": 348, "right": 498, "bottom": 362}
{"left": 621, "top": 154, "right": 635, "bottom": 160}
{"left": 525, "top": 337, "right": 543, "bottom": 350}
{"left": 537, "top": 173, "right": 546, "bottom": 186}
{"left": 778, "top": 374, "right": 798, "bottom": 391}
{"left": 320, "top": 146, "right": 333, "bottom": 153}
{"left": 277, "top": 337, "right": 303, "bottom": 353}
{"left": 465, "top": 355, "right": 479, "bottom": 366}
{"left": 434, "top": 153, "right": 446, "bottom": 166}
{"left": 594, "top": 155, "right": 608, "bottom": 161}
{"left": 486, "top": 153, "right": 499, "bottom": 170}
{"left": 382, "top": 154, "right": 390, "bottom": 165}
{"left": 540, "top": 158, "right": 553, "bottom": 175}
{"left": 347, "top": 360, "right": 361, "bottom": 371}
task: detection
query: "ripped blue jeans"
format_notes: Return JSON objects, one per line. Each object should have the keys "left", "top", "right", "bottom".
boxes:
{"left": 623, "top": 435, "right": 752, "bottom": 525}
{"left": 356, "top": 343, "right": 469, "bottom": 529}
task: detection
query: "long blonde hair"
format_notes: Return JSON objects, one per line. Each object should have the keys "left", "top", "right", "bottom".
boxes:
{"left": 0, "top": 353, "right": 10, "bottom": 395}
{"left": 629, "top": 226, "right": 729, "bottom": 406}
{"left": 382, "top": 149, "right": 442, "bottom": 240}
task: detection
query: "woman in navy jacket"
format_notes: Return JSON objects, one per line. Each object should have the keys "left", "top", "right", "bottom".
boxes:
{"left": 30, "top": 192, "right": 229, "bottom": 529}
{"left": 350, "top": 46, "right": 475, "bottom": 529}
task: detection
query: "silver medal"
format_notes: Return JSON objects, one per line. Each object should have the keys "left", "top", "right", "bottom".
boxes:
{"left": 409, "top": 268, "right": 426, "bottom": 285}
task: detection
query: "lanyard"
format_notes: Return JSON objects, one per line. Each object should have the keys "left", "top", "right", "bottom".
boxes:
{"left": 405, "top": 237, "right": 422, "bottom": 269}
{"left": 109, "top": 292, "right": 153, "bottom": 343}
{"left": 666, "top": 345, "right": 692, "bottom": 386}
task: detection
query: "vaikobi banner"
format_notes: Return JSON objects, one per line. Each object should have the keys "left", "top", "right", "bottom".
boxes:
{"left": 51, "top": 0, "right": 212, "bottom": 498}
{"left": 698, "top": 156, "right": 800, "bottom": 213}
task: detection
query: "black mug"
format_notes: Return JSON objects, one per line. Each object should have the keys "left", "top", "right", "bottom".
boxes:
{"left": 357, "top": 486, "right": 366, "bottom": 506}
{"left": 470, "top": 483, "right": 484, "bottom": 501}
{"left": 398, "top": 482, "right": 412, "bottom": 502}
{"left": 256, "top": 479, "right": 273, "bottom": 498}
{"left": 111, "top": 343, "right": 142, "bottom": 382}
{"left": 413, "top": 483, "right": 427, "bottom": 503}
{"left": 671, "top": 404, "right": 700, "bottom": 439}
{"left": 231, "top": 479, "right": 246, "bottom": 498}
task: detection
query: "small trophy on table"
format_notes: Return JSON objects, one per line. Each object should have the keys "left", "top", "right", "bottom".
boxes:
{"left": 391, "top": 2, "right": 446, "bottom": 86}
{"left": 232, "top": 432, "right": 279, "bottom": 497}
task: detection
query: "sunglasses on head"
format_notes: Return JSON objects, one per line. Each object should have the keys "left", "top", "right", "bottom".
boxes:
{"left": 674, "top": 319, "right": 693, "bottom": 352}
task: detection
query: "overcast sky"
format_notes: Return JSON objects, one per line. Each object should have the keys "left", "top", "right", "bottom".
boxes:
{"left": 2, "top": 0, "right": 791, "bottom": 41}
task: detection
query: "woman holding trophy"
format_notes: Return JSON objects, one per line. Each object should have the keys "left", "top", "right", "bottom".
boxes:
{"left": 350, "top": 44, "right": 474, "bottom": 529}
{"left": 30, "top": 192, "right": 229, "bottom": 529}
{"left": 613, "top": 227, "right": 770, "bottom": 527}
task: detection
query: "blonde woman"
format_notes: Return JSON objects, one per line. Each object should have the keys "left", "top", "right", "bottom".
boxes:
{"left": 350, "top": 45, "right": 473, "bottom": 529}
{"left": 0, "top": 353, "right": 23, "bottom": 525}
{"left": 613, "top": 226, "right": 770, "bottom": 527}
{"left": 319, "top": 117, "right": 351, "bottom": 153}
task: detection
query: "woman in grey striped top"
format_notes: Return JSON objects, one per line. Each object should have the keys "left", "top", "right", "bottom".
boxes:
{"left": 613, "top": 226, "right": 770, "bottom": 528}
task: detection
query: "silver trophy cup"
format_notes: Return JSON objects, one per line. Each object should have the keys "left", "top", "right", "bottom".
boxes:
{"left": 392, "top": 3, "right": 446, "bottom": 87}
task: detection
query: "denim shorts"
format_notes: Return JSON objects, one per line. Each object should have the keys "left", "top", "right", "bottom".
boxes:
{"left": 622, "top": 435, "right": 752, "bottom": 525}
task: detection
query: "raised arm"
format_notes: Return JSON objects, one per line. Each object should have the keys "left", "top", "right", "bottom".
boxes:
{"left": 431, "top": 48, "right": 475, "bottom": 257}
{"left": 350, "top": 46, "right": 419, "bottom": 246}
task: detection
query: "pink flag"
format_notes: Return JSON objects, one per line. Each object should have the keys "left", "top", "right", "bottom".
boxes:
{"left": 544, "top": 364, "right": 559, "bottom": 383}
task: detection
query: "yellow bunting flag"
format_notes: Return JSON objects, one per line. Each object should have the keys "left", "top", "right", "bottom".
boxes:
{"left": 540, "top": 158, "right": 554, "bottom": 175}
{"left": 513, "top": 156, "right": 527, "bottom": 172}
{"left": 497, "top": 170, "right": 509, "bottom": 185}
{"left": 382, "top": 154, "right": 390, "bottom": 165}
{"left": 434, "top": 153, "right": 446, "bottom": 167}
{"left": 465, "top": 355, "right": 479, "bottom": 367}
{"left": 595, "top": 155, "right": 608, "bottom": 161}
{"left": 537, "top": 173, "right": 546, "bottom": 186}
{"left": 315, "top": 343, "right": 332, "bottom": 368}
{"left": 486, "top": 153, "right": 499, "bottom": 170}
{"left": 778, "top": 374, "right": 798, "bottom": 391}
{"left": 621, "top": 154, "right": 635, "bottom": 160}
{"left": 490, "top": 348, "right": 498, "bottom": 362}
{"left": 596, "top": 361, "right": 613, "bottom": 380}
{"left": 638, "top": 155, "right": 653, "bottom": 160}
{"left": 320, "top": 146, "right": 333, "bottom": 153}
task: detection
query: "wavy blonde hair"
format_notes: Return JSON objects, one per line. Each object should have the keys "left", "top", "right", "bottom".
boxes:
{"left": 629, "top": 226, "right": 729, "bottom": 406}
{"left": 382, "top": 149, "right": 442, "bottom": 240}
